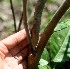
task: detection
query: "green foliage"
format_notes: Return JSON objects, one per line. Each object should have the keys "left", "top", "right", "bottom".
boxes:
{"left": 41, "top": 48, "right": 49, "bottom": 61}
{"left": 38, "top": 19, "right": 70, "bottom": 69}
{"left": 67, "top": 7, "right": 70, "bottom": 12}
{"left": 38, "top": 65, "right": 51, "bottom": 69}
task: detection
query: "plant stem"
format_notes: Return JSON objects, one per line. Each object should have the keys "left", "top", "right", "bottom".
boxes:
{"left": 28, "top": 0, "right": 47, "bottom": 69}
{"left": 28, "top": 0, "right": 70, "bottom": 69}
{"left": 37, "top": 0, "right": 70, "bottom": 55}
{"left": 23, "top": 0, "right": 32, "bottom": 46}
{"left": 31, "top": 0, "right": 47, "bottom": 52}
{"left": 10, "top": 0, "right": 17, "bottom": 32}
{"left": 17, "top": 12, "right": 23, "bottom": 31}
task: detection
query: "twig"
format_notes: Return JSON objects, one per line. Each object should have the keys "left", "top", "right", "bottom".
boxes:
{"left": 31, "top": 0, "right": 47, "bottom": 51}
{"left": 10, "top": 0, "right": 17, "bottom": 32}
{"left": 28, "top": 0, "right": 70, "bottom": 69}
{"left": 23, "top": 0, "right": 32, "bottom": 46}
{"left": 17, "top": 12, "right": 23, "bottom": 31}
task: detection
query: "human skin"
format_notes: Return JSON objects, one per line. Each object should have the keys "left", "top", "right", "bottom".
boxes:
{"left": 0, "top": 29, "right": 29, "bottom": 69}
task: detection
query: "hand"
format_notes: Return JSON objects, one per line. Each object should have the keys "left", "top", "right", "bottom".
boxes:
{"left": 0, "top": 29, "right": 29, "bottom": 69}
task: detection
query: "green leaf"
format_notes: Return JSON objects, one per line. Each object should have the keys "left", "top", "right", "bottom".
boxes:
{"left": 50, "top": 19, "right": 70, "bottom": 62}
{"left": 39, "top": 59, "right": 48, "bottom": 66}
{"left": 38, "top": 58, "right": 51, "bottom": 69}
{"left": 41, "top": 48, "right": 49, "bottom": 61}
{"left": 54, "top": 19, "right": 70, "bottom": 31}
{"left": 39, "top": 19, "right": 70, "bottom": 69}
{"left": 53, "top": 30, "right": 70, "bottom": 62}
{"left": 38, "top": 65, "right": 51, "bottom": 69}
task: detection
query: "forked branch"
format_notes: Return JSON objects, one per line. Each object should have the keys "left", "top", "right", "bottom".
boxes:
{"left": 28, "top": 0, "right": 70, "bottom": 69}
